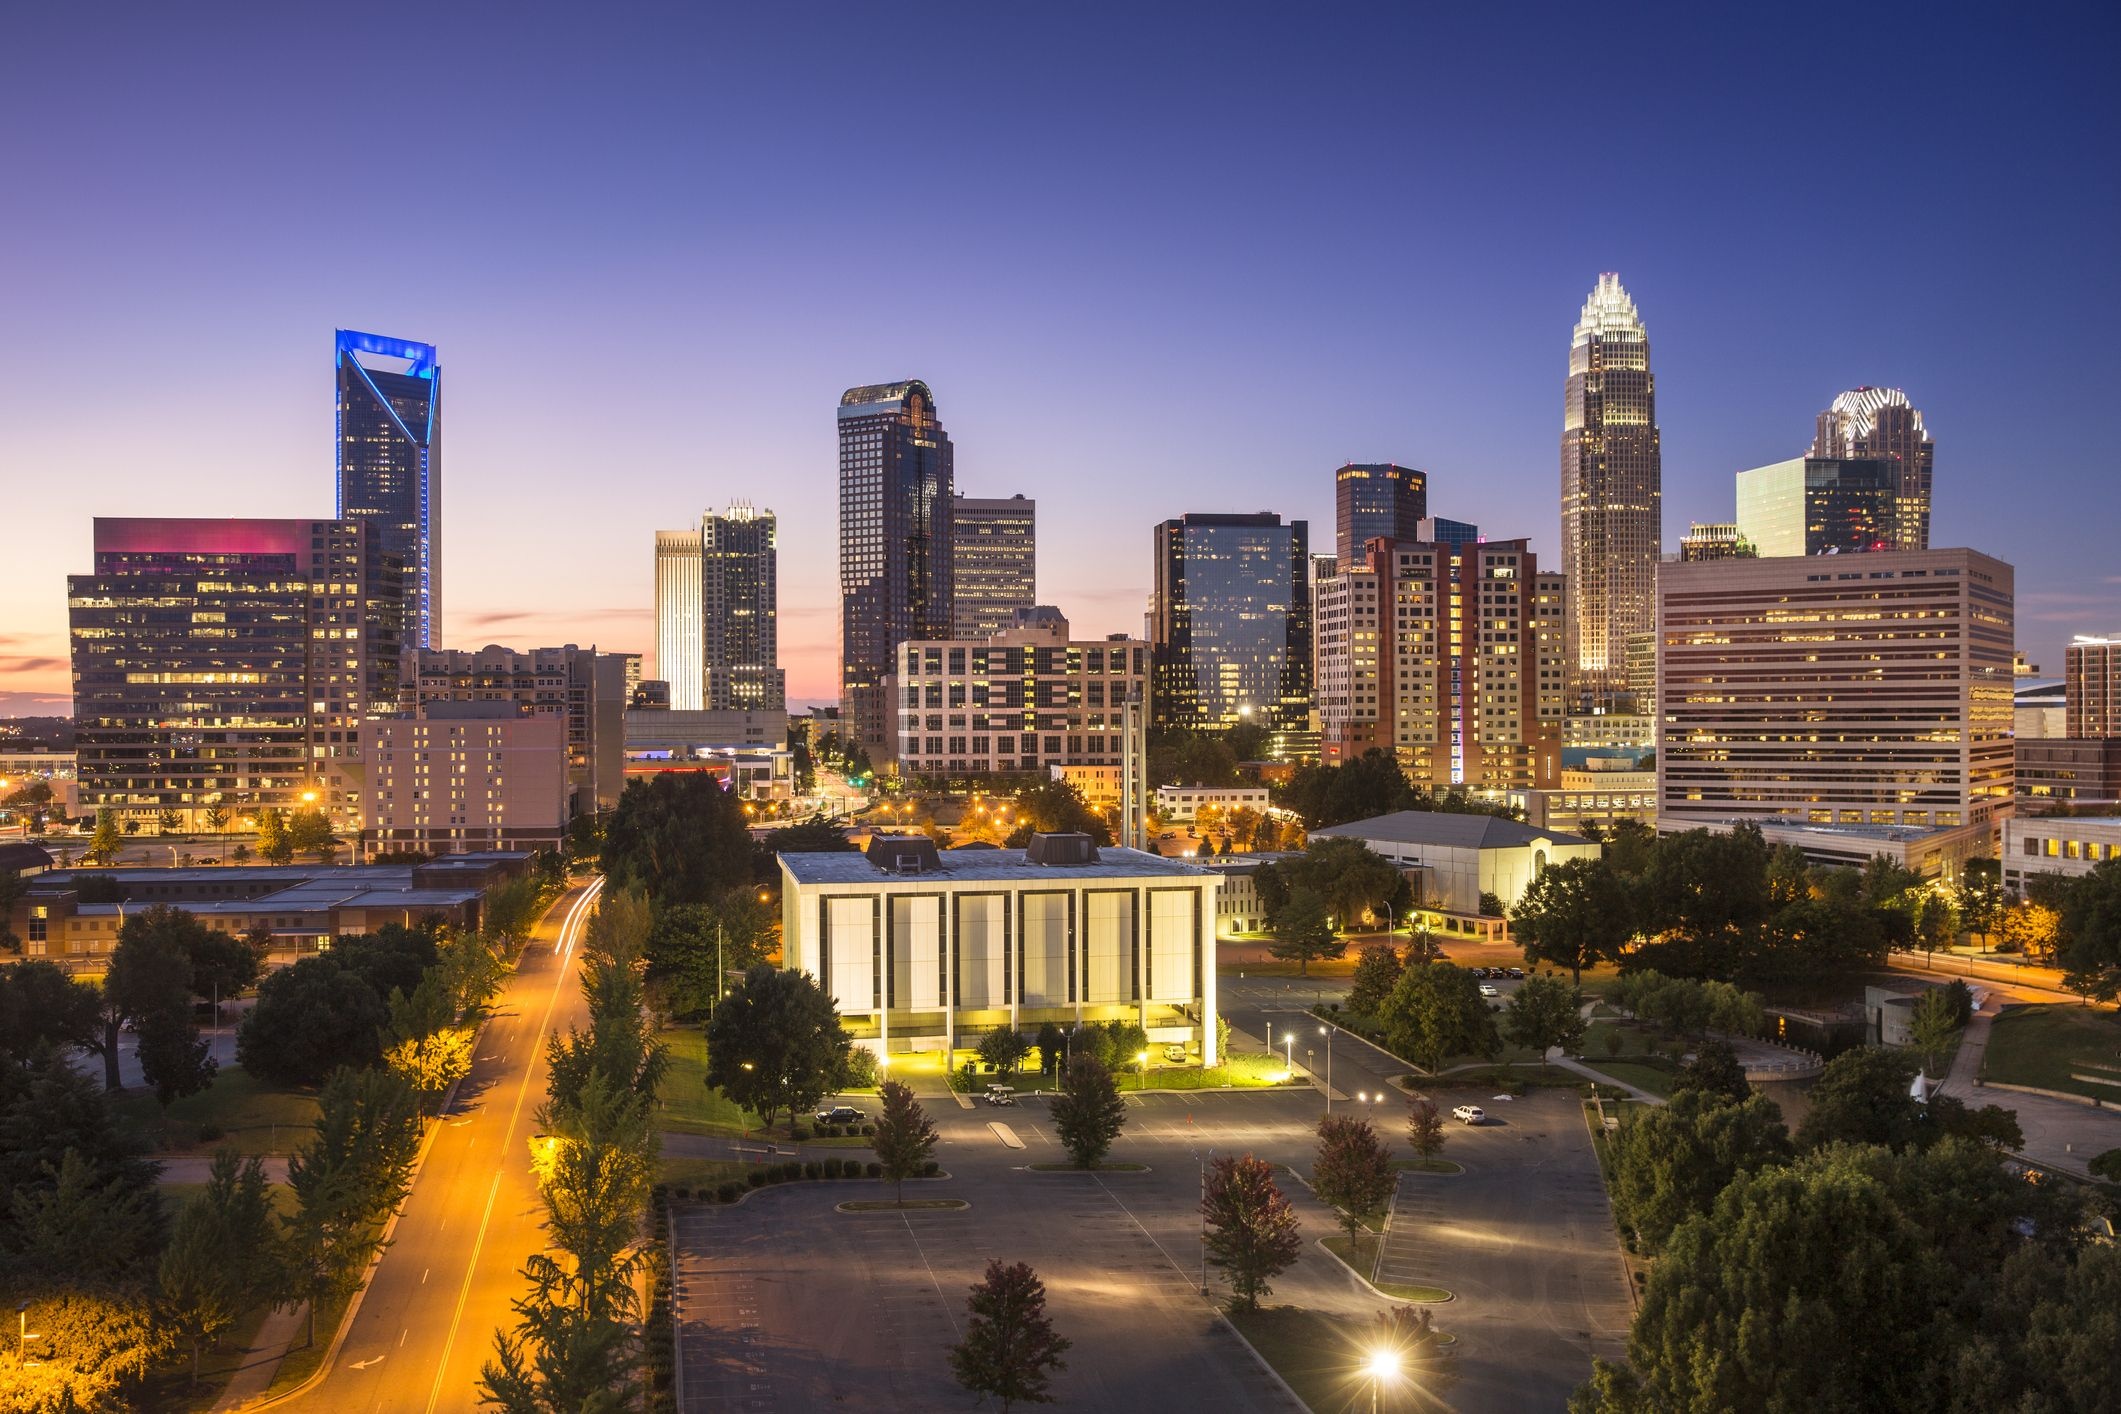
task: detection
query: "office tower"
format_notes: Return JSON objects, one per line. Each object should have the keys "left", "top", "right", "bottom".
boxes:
{"left": 69, "top": 518, "right": 403, "bottom": 824}
{"left": 362, "top": 703, "right": 569, "bottom": 858}
{"left": 1417, "top": 517, "right": 1480, "bottom": 548}
{"left": 654, "top": 529, "right": 704, "bottom": 711}
{"left": 1679, "top": 522, "right": 1753, "bottom": 562}
{"left": 888, "top": 610, "right": 1148, "bottom": 776}
{"left": 336, "top": 330, "right": 440, "bottom": 649}
{"left": 839, "top": 381, "right": 954, "bottom": 760}
{"left": 2067, "top": 633, "right": 2121, "bottom": 737}
{"left": 1314, "top": 537, "right": 1566, "bottom": 790}
{"left": 1813, "top": 387, "right": 1933, "bottom": 551}
{"left": 1657, "top": 548, "right": 2014, "bottom": 830}
{"left": 400, "top": 644, "right": 631, "bottom": 813}
{"left": 1334, "top": 463, "right": 1428, "bottom": 569}
{"left": 1560, "top": 274, "right": 1661, "bottom": 702}
{"left": 1734, "top": 457, "right": 1897, "bottom": 558}
{"left": 701, "top": 505, "right": 783, "bottom": 712}
{"left": 1151, "top": 513, "right": 1311, "bottom": 736}
{"left": 950, "top": 494, "right": 1037, "bottom": 639}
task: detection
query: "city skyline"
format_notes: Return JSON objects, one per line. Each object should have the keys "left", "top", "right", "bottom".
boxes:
{"left": 2, "top": 7, "right": 2116, "bottom": 713}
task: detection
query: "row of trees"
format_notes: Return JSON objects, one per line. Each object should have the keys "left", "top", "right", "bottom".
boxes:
{"left": 1578, "top": 1043, "right": 2120, "bottom": 1412}
{"left": 1276, "top": 749, "right": 1524, "bottom": 830}
{"left": 482, "top": 886, "right": 666, "bottom": 1409}
{"left": 2024, "top": 856, "right": 2121, "bottom": 1002}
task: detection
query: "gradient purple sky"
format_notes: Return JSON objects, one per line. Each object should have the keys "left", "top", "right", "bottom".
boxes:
{"left": 3, "top": 4, "right": 2116, "bottom": 714}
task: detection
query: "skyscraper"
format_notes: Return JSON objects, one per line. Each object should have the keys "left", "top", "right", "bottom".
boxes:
{"left": 335, "top": 330, "right": 440, "bottom": 649}
{"left": 1150, "top": 513, "right": 1311, "bottom": 735}
{"left": 70, "top": 518, "right": 403, "bottom": 824}
{"left": 1734, "top": 457, "right": 1898, "bottom": 557}
{"left": 950, "top": 494, "right": 1036, "bottom": 639}
{"left": 701, "top": 505, "right": 784, "bottom": 712}
{"left": 2067, "top": 633, "right": 2121, "bottom": 738}
{"left": 839, "top": 381, "right": 954, "bottom": 759}
{"left": 1334, "top": 463, "right": 1427, "bottom": 569}
{"left": 654, "top": 528, "right": 704, "bottom": 710}
{"left": 1560, "top": 274, "right": 1661, "bottom": 703}
{"left": 1812, "top": 387, "right": 1933, "bottom": 551}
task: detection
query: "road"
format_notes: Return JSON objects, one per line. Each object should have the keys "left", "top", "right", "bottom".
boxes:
{"left": 272, "top": 876, "right": 603, "bottom": 1413}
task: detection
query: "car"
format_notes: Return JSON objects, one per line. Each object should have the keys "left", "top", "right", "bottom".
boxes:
{"left": 1452, "top": 1104, "right": 1486, "bottom": 1125}
{"left": 1505, "top": 967, "right": 1525, "bottom": 980}
{"left": 1479, "top": 983, "right": 1500, "bottom": 998}
{"left": 814, "top": 1105, "right": 864, "bottom": 1126}
{"left": 1468, "top": 966, "right": 1489, "bottom": 979}
{"left": 985, "top": 1085, "right": 1017, "bottom": 1106}
{"left": 1164, "top": 1044, "right": 1189, "bottom": 1063}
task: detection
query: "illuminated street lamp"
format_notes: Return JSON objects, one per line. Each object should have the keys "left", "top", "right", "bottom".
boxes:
{"left": 1364, "top": 1347, "right": 1402, "bottom": 1411}
{"left": 1319, "top": 1023, "right": 1332, "bottom": 1113}
{"left": 1136, "top": 1048, "right": 1149, "bottom": 1091}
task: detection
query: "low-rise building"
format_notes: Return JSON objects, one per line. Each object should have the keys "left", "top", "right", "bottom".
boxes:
{"left": 778, "top": 834, "right": 1219, "bottom": 1061}
{"left": 361, "top": 704, "right": 569, "bottom": 859}
{"left": 1196, "top": 852, "right": 1299, "bottom": 936}
{"left": 1664, "top": 815, "right": 1990, "bottom": 878}
{"left": 1307, "top": 811, "right": 1599, "bottom": 932}
{"left": 2002, "top": 814, "right": 2121, "bottom": 896}
{"left": 1509, "top": 783, "right": 1657, "bottom": 835}
{"left": 2015, "top": 738, "right": 2121, "bottom": 813}
{"left": 1049, "top": 763, "right": 1124, "bottom": 807}
{"left": 1154, "top": 784, "right": 1271, "bottom": 823}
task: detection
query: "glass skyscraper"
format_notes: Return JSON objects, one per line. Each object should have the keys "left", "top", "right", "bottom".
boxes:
{"left": 336, "top": 329, "right": 440, "bottom": 649}
{"left": 949, "top": 494, "right": 1037, "bottom": 639}
{"left": 839, "top": 381, "right": 954, "bottom": 759}
{"left": 1812, "top": 386, "right": 1933, "bottom": 551}
{"left": 1150, "top": 512, "right": 1311, "bottom": 734}
{"left": 654, "top": 506, "right": 785, "bottom": 713}
{"left": 1334, "top": 462, "right": 1427, "bottom": 569}
{"left": 1560, "top": 274, "right": 1661, "bottom": 703}
{"left": 1735, "top": 457, "right": 1897, "bottom": 558}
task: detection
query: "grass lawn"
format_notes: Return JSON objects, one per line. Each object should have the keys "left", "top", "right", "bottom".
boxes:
{"left": 1132, "top": 1052, "right": 1300, "bottom": 1090}
{"left": 654, "top": 1028, "right": 769, "bottom": 1137}
{"left": 111, "top": 1066, "right": 319, "bottom": 1155}
{"left": 1226, "top": 1305, "right": 1449, "bottom": 1412}
{"left": 1426, "top": 1063, "right": 1584, "bottom": 1091}
{"left": 1394, "top": 1157, "right": 1462, "bottom": 1174}
{"left": 1983, "top": 1004, "right": 2121, "bottom": 1102}
{"left": 1573, "top": 1057, "right": 1679, "bottom": 1098}
{"left": 658, "top": 1155, "right": 753, "bottom": 1192}
{"left": 157, "top": 1181, "right": 296, "bottom": 1222}
{"left": 1322, "top": 1231, "right": 1453, "bottom": 1302}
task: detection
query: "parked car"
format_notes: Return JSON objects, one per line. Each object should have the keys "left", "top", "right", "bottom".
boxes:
{"left": 815, "top": 1105, "right": 864, "bottom": 1125}
{"left": 1469, "top": 966, "right": 1489, "bottom": 979}
{"left": 985, "top": 1086, "right": 1017, "bottom": 1106}
{"left": 1452, "top": 1104, "right": 1486, "bottom": 1125}
{"left": 1479, "top": 983, "right": 1500, "bottom": 998}
{"left": 1505, "top": 967, "right": 1526, "bottom": 980}
{"left": 1164, "top": 1044, "right": 1189, "bottom": 1063}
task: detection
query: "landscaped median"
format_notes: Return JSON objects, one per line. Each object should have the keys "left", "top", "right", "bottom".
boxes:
{"left": 667, "top": 1157, "right": 946, "bottom": 1206}
{"left": 1981, "top": 1003, "right": 2121, "bottom": 1104}
{"left": 1319, "top": 1229, "right": 1454, "bottom": 1303}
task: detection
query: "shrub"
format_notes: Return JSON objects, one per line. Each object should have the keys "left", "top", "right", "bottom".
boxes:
{"left": 746, "top": 1169, "right": 768, "bottom": 1188}
{"left": 803, "top": 1161, "right": 822, "bottom": 1180}
{"left": 717, "top": 1182, "right": 740, "bottom": 1203}
{"left": 2092, "top": 1148, "right": 2121, "bottom": 1182}
{"left": 197, "top": 1122, "right": 226, "bottom": 1143}
{"left": 825, "top": 1158, "right": 845, "bottom": 1179}
{"left": 921, "top": 1159, "right": 941, "bottom": 1177}
{"left": 673, "top": 1186, "right": 691, "bottom": 1200}
{"left": 862, "top": 1123, "right": 876, "bottom": 1136}
{"left": 789, "top": 1125, "right": 810, "bottom": 1141}
{"left": 866, "top": 1160, "right": 883, "bottom": 1178}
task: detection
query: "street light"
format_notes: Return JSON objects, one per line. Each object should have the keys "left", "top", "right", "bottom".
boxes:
{"left": 1136, "top": 1049, "right": 1149, "bottom": 1091}
{"left": 1319, "top": 1024, "right": 1332, "bottom": 1113}
{"left": 1364, "top": 1347, "right": 1402, "bottom": 1412}
{"left": 1283, "top": 1034, "right": 1294, "bottom": 1078}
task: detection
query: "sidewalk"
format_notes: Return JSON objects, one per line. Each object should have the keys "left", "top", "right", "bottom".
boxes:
{"left": 209, "top": 1302, "right": 309, "bottom": 1411}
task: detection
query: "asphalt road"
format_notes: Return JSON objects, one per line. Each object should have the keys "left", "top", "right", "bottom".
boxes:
{"left": 277, "top": 876, "right": 603, "bottom": 1413}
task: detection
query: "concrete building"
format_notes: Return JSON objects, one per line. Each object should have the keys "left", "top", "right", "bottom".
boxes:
{"left": 778, "top": 834, "right": 1220, "bottom": 1061}
{"left": 1309, "top": 811, "right": 1599, "bottom": 926}
{"left": 2016, "top": 680, "right": 2067, "bottom": 740}
{"left": 1735, "top": 456, "right": 1898, "bottom": 558}
{"left": 2014, "top": 739, "right": 2121, "bottom": 812}
{"left": 1333, "top": 463, "right": 1427, "bottom": 570}
{"left": 654, "top": 506, "right": 784, "bottom": 713}
{"left": 950, "top": 494, "right": 1036, "bottom": 640}
{"left": 653, "top": 528, "right": 704, "bottom": 711}
{"left": 400, "top": 644, "right": 631, "bottom": 814}
{"left": 360, "top": 703, "right": 568, "bottom": 858}
{"left": 69, "top": 517, "right": 403, "bottom": 829}
{"left": 2067, "top": 633, "right": 2121, "bottom": 738}
{"left": 2003, "top": 814, "right": 2121, "bottom": 895}
{"left": 1657, "top": 549, "right": 2015, "bottom": 832}
{"left": 1150, "top": 513, "right": 1311, "bottom": 736}
{"left": 1049, "top": 763, "right": 1124, "bottom": 807}
{"left": 1313, "top": 536, "right": 1567, "bottom": 791}
{"left": 623, "top": 708, "right": 792, "bottom": 799}
{"left": 1508, "top": 782, "right": 1657, "bottom": 835}
{"left": 335, "top": 330, "right": 440, "bottom": 649}
{"left": 1197, "top": 852, "right": 1299, "bottom": 936}
{"left": 1561, "top": 273, "right": 1662, "bottom": 702}
{"left": 1678, "top": 522, "right": 1753, "bottom": 562}
{"left": 1153, "top": 784, "right": 1271, "bottom": 822}
{"left": 888, "top": 610, "right": 1147, "bottom": 780}
{"left": 1812, "top": 387, "right": 1933, "bottom": 552}
{"left": 1667, "top": 815, "right": 1991, "bottom": 878}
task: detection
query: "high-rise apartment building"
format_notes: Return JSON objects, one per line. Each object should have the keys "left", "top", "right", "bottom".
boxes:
{"left": 888, "top": 609, "right": 1148, "bottom": 777}
{"left": 2067, "top": 633, "right": 2121, "bottom": 738}
{"left": 1561, "top": 274, "right": 1661, "bottom": 702}
{"left": 1658, "top": 549, "right": 2014, "bottom": 831}
{"left": 950, "top": 494, "right": 1036, "bottom": 639}
{"left": 1314, "top": 537, "right": 1566, "bottom": 790}
{"left": 1334, "top": 463, "right": 1428, "bottom": 570}
{"left": 361, "top": 702, "right": 569, "bottom": 859}
{"left": 1150, "top": 513, "right": 1311, "bottom": 734}
{"left": 69, "top": 518, "right": 403, "bottom": 824}
{"left": 1812, "top": 387, "right": 1933, "bottom": 551}
{"left": 336, "top": 330, "right": 440, "bottom": 649}
{"left": 1734, "top": 457, "right": 1898, "bottom": 558}
{"left": 654, "top": 529, "right": 703, "bottom": 711}
{"left": 1678, "top": 522, "right": 1753, "bottom": 562}
{"left": 839, "top": 381, "right": 954, "bottom": 760}
{"left": 399, "top": 644, "right": 631, "bottom": 814}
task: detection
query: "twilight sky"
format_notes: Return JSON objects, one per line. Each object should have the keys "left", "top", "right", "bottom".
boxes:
{"left": 2, "top": 3, "right": 2115, "bottom": 714}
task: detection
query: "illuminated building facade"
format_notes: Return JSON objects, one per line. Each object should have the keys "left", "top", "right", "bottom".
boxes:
{"left": 1812, "top": 386, "right": 1933, "bottom": 551}
{"left": 950, "top": 494, "right": 1037, "bottom": 639}
{"left": 2066, "top": 633, "right": 2121, "bottom": 738}
{"left": 1678, "top": 522, "right": 1753, "bottom": 562}
{"left": 658, "top": 506, "right": 783, "bottom": 714}
{"left": 839, "top": 381, "right": 954, "bottom": 760}
{"left": 1734, "top": 457, "right": 1898, "bottom": 558}
{"left": 361, "top": 703, "right": 569, "bottom": 858}
{"left": 335, "top": 330, "right": 440, "bottom": 648}
{"left": 654, "top": 528, "right": 704, "bottom": 711}
{"left": 1657, "top": 548, "right": 2015, "bottom": 831}
{"left": 1561, "top": 274, "right": 1661, "bottom": 703}
{"left": 1150, "top": 513, "right": 1311, "bottom": 734}
{"left": 399, "top": 644, "right": 631, "bottom": 813}
{"left": 68, "top": 518, "right": 403, "bottom": 824}
{"left": 1334, "top": 463, "right": 1427, "bottom": 570}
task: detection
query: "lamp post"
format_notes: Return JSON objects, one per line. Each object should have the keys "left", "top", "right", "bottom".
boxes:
{"left": 1364, "top": 1347, "right": 1402, "bottom": 1413}
{"left": 1319, "top": 1024, "right": 1332, "bottom": 1112}
{"left": 1283, "top": 1034, "right": 1293, "bottom": 1078}
{"left": 1136, "top": 1049, "right": 1149, "bottom": 1092}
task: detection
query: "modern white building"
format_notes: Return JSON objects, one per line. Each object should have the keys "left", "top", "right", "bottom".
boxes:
{"left": 2002, "top": 814, "right": 2121, "bottom": 896}
{"left": 1154, "top": 784, "right": 1271, "bottom": 822}
{"left": 1196, "top": 852, "right": 1299, "bottom": 936}
{"left": 778, "top": 834, "right": 1219, "bottom": 1062}
{"left": 1308, "top": 811, "right": 1599, "bottom": 924}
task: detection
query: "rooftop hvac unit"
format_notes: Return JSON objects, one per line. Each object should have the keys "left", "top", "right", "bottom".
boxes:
{"left": 865, "top": 834, "right": 941, "bottom": 874}
{"left": 1026, "top": 832, "right": 1099, "bottom": 867}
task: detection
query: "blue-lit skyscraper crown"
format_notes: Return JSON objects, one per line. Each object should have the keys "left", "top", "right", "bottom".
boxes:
{"left": 336, "top": 328, "right": 440, "bottom": 648}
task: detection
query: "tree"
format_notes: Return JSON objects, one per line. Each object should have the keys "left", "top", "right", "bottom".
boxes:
{"left": 643, "top": 892, "right": 776, "bottom": 1019}
{"left": 1312, "top": 1113, "right": 1395, "bottom": 1244}
{"left": 203, "top": 801, "right": 229, "bottom": 833}
{"left": 1913, "top": 892, "right": 1958, "bottom": 963}
{"left": 10, "top": 1287, "right": 168, "bottom": 1412}
{"left": 382, "top": 974, "right": 477, "bottom": 1115}
{"left": 286, "top": 806, "right": 337, "bottom": 862}
{"left": 94, "top": 903, "right": 205, "bottom": 1091}
{"left": 599, "top": 771, "right": 757, "bottom": 906}
{"left": 872, "top": 1079, "right": 939, "bottom": 1205}
{"left": 239, "top": 956, "right": 391, "bottom": 1086}
{"left": 159, "top": 1150, "right": 274, "bottom": 1383}
{"left": 0, "top": 958, "right": 103, "bottom": 1062}
{"left": 1283, "top": 837, "right": 1404, "bottom": 929}
{"left": 1958, "top": 858, "right": 2003, "bottom": 947}
{"left": 1998, "top": 898, "right": 2062, "bottom": 960}
{"left": 1607, "top": 1088, "right": 1791, "bottom": 1252}
{"left": 1907, "top": 986, "right": 1964, "bottom": 1074}
{"left": 703, "top": 966, "right": 850, "bottom": 1133}
{"left": 1503, "top": 973, "right": 1585, "bottom": 1066}
{"left": 1796, "top": 1046, "right": 1927, "bottom": 1152}
{"left": 256, "top": 806, "right": 293, "bottom": 865}
{"left": 1050, "top": 1054, "right": 1127, "bottom": 1169}
{"left": 10, "top": 1144, "right": 166, "bottom": 1282}
{"left": 1379, "top": 963, "right": 1500, "bottom": 1075}
{"left": 977, "top": 1027, "right": 1031, "bottom": 1078}
{"left": 949, "top": 1260, "right": 1071, "bottom": 1412}
{"left": 282, "top": 1065, "right": 423, "bottom": 1345}
{"left": 1344, "top": 942, "right": 1404, "bottom": 1019}
{"left": 1201, "top": 1154, "right": 1302, "bottom": 1311}
{"left": 1671, "top": 1038, "right": 1750, "bottom": 1105}
{"left": 2054, "top": 857, "right": 2121, "bottom": 1003}
{"left": 136, "top": 1004, "right": 217, "bottom": 1106}
{"left": 185, "top": 925, "right": 262, "bottom": 1002}
{"left": 1406, "top": 1096, "right": 1446, "bottom": 1159}
{"left": 1267, "top": 887, "right": 1343, "bottom": 974}
{"left": 1034, "top": 1021, "right": 1068, "bottom": 1076}
{"left": 1511, "top": 856, "right": 1634, "bottom": 986}
{"left": 87, "top": 806, "right": 122, "bottom": 865}
{"left": 1000, "top": 777, "right": 1111, "bottom": 846}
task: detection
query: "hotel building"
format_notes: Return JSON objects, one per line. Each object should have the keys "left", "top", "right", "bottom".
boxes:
{"left": 360, "top": 703, "right": 569, "bottom": 858}
{"left": 950, "top": 494, "right": 1037, "bottom": 640}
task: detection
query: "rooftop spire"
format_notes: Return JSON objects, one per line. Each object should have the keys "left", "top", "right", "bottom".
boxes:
{"left": 1571, "top": 272, "right": 1646, "bottom": 345}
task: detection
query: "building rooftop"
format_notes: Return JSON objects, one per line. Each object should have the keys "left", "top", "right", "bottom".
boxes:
{"left": 1311, "top": 811, "right": 1594, "bottom": 850}
{"left": 0, "top": 842, "right": 54, "bottom": 875}
{"left": 1681, "top": 815, "right": 1965, "bottom": 844}
{"left": 780, "top": 845, "right": 1212, "bottom": 886}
